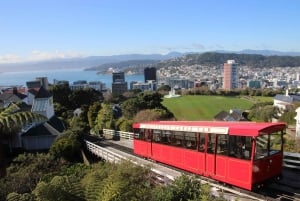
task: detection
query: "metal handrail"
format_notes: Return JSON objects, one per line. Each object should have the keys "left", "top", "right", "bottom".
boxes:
{"left": 283, "top": 151, "right": 300, "bottom": 170}
{"left": 103, "top": 129, "right": 133, "bottom": 140}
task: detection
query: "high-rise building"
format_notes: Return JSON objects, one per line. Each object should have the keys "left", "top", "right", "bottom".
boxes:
{"left": 112, "top": 72, "right": 127, "bottom": 95}
{"left": 144, "top": 67, "right": 157, "bottom": 82}
{"left": 112, "top": 72, "right": 125, "bottom": 83}
{"left": 223, "top": 60, "right": 238, "bottom": 90}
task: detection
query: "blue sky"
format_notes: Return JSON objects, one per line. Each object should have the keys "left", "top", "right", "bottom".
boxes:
{"left": 0, "top": 0, "right": 299, "bottom": 63}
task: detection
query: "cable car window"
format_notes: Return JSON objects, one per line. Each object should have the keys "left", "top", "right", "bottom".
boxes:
{"left": 173, "top": 131, "right": 184, "bottom": 147}
{"left": 153, "top": 130, "right": 162, "bottom": 143}
{"left": 207, "top": 134, "right": 216, "bottom": 153}
{"left": 161, "top": 130, "right": 173, "bottom": 145}
{"left": 229, "top": 136, "right": 252, "bottom": 160}
{"left": 198, "top": 133, "right": 206, "bottom": 152}
{"left": 184, "top": 132, "right": 196, "bottom": 150}
{"left": 269, "top": 131, "right": 282, "bottom": 155}
{"left": 255, "top": 135, "right": 268, "bottom": 160}
{"left": 134, "top": 128, "right": 144, "bottom": 140}
{"left": 217, "top": 135, "right": 228, "bottom": 156}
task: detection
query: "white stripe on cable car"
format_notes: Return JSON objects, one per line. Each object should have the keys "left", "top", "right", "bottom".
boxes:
{"left": 139, "top": 124, "right": 229, "bottom": 134}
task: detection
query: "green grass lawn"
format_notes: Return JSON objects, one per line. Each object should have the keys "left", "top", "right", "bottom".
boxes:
{"left": 162, "top": 95, "right": 256, "bottom": 120}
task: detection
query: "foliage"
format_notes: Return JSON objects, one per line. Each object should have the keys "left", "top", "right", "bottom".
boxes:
{"left": 133, "top": 109, "right": 173, "bottom": 123}
{"left": 33, "top": 175, "right": 85, "bottom": 201}
{"left": 280, "top": 110, "right": 296, "bottom": 125}
{"left": 151, "top": 175, "right": 218, "bottom": 201}
{"left": 49, "top": 129, "right": 82, "bottom": 162}
{"left": 248, "top": 104, "right": 280, "bottom": 122}
{"left": 121, "top": 91, "right": 173, "bottom": 119}
{"left": 284, "top": 138, "right": 297, "bottom": 152}
{"left": 2, "top": 154, "right": 228, "bottom": 201}
{"left": 94, "top": 103, "right": 115, "bottom": 133}
{"left": 82, "top": 161, "right": 152, "bottom": 201}
{"left": 50, "top": 86, "right": 103, "bottom": 126}
{"left": 87, "top": 102, "right": 102, "bottom": 129}
{"left": 68, "top": 88, "right": 103, "bottom": 109}
{"left": 1, "top": 153, "right": 70, "bottom": 200}
{"left": 7, "top": 192, "right": 34, "bottom": 201}
{"left": 115, "top": 117, "right": 133, "bottom": 132}
{"left": 49, "top": 84, "right": 72, "bottom": 109}
{"left": 157, "top": 84, "right": 171, "bottom": 93}
{"left": 0, "top": 105, "right": 46, "bottom": 139}
{"left": 279, "top": 103, "right": 300, "bottom": 125}
{"left": 121, "top": 98, "right": 141, "bottom": 119}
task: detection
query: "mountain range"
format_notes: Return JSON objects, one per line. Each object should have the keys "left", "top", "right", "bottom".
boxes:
{"left": 0, "top": 50, "right": 300, "bottom": 73}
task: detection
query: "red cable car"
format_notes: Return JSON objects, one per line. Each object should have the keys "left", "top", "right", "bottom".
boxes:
{"left": 133, "top": 121, "right": 286, "bottom": 190}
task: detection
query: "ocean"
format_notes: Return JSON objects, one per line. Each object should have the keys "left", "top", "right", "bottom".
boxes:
{"left": 0, "top": 69, "right": 144, "bottom": 89}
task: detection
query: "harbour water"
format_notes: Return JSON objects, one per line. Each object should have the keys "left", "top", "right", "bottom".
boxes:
{"left": 0, "top": 68, "right": 144, "bottom": 89}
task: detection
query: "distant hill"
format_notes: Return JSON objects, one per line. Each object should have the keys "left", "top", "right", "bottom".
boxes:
{"left": 85, "top": 59, "right": 160, "bottom": 73}
{"left": 0, "top": 52, "right": 183, "bottom": 72}
{"left": 157, "top": 52, "right": 300, "bottom": 69}
{"left": 1, "top": 50, "right": 300, "bottom": 73}
{"left": 223, "top": 49, "right": 300, "bottom": 56}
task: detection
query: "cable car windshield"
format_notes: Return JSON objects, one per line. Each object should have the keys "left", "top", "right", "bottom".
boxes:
{"left": 255, "top": 131, "right": 283, "bottom": 160}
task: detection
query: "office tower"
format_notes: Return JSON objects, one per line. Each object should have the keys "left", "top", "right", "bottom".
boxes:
{"left": 112, "top": 72, "right": 127, "bottom": 95}
{"left": 144, "top": 67, "right": 157, "bottom": 82}
{"left": 223, "top": 60, "right": 238, "bottom": 90}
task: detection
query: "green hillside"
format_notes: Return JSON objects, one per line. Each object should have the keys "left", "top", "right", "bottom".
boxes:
{"left": 162, "top": 95, "right": 256, "bottom": 121}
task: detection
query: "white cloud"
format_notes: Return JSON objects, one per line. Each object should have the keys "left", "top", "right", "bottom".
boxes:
{"left": 29, "top": 50, "right": 84, "bottom": 61}
{"left": 0, "top": 50, "right": 85, "bottom": 64}
{"left": 0, "top": 54, "right": 22, "bottom": 63}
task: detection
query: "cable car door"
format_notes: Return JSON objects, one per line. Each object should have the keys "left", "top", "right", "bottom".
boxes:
{"left": 147, "top": 130, "right": 153, "bottom": 158}
{"left": 205, "top": 133, "right": 216, "bottom": 176}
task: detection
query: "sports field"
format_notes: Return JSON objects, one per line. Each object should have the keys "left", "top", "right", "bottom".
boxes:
{"left": 162, "top": 95, "right": 262, "bottom": 121}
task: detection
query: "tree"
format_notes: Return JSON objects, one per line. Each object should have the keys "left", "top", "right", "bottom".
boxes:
{"left": 157, "top": 85, "right": 171, "bottom": 92}
{"left": 121, "top": 91, "right": 173, "bottom": 120}
{"left": 87, "top": 102, "right": 102, "bottom": 129}
{"left": 133, "top": 109, "right": 173, "bottom": 123}
{"left": 115, "top": 117, "right": 133, "bottom": 132}
{"left": 49, "top": 84, "right": 72, "bottom": 108}
{"left": 94, "top": 103, "right": 115, "bottom": 133}
{"left": 82, "top": 161, "right": 152, "bottom": 201}
{"left": 69, "top": 88, "right": 103, "bottom": 109}
{"left": 6, "top": 192, "right": 34, "bottom": 201}
{"left": 120, "top": 98, "right": 141, "bottom": 119}
{"left": 0, "top": 104, "right": 47, "bottom": 153}
{"left": 248, "top": 104, "right": 280, "bottom": 122}
{"left": 33, "top": 176, "right": 85, "bottom": 201}
{"left": 151, "top": 175, "right": 214, "bottom": 201}
{"left": 49, "top": 129, "right": 82, "bottom": 162}
{"left": 1, "top": 153, "right": 70, "bottom": 200}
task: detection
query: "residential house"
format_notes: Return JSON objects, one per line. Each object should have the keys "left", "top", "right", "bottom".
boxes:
{"left": 0, "top": 87, "right": 27, "bottom": 108}
{"left": 274, "top": 89, "right": 300, "bottom": 112}
{"left": 7, "top": 86, "right": 64, "bottom": 150}
{"left": 214, "top": 109, "right": 247, "bottom": 121}
{"left": 21, "top": 116, "right": 65, "bottom": 150}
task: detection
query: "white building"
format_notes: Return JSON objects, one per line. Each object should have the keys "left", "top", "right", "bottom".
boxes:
{"left": 273, "top": 89, "right": 300, "bottom": 112}
{"left": 31, "top": 86, "right": 55, "bottom": 119}
{"left": 295, "top": 107, "right": 300, "bottom": 138}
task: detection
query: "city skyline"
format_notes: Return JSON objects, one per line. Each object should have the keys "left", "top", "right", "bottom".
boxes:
{"left": 1, "top": 0, "right": 300, "bottom": 64}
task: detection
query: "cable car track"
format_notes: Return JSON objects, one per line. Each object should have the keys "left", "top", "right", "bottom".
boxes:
{"left": 96, "top": 139, "right": 300, "bottom": 201}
